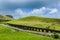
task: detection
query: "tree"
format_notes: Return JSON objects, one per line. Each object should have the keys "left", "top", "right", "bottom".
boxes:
{"left": 6, "top": 15, "right": 13, "bottom": 18}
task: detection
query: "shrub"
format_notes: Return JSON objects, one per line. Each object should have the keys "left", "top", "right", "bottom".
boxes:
{"left": 52, "top": 33, "right": 59, "bottom": 39}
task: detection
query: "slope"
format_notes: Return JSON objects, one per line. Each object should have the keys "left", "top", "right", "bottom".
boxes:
{"left": 8, "top": 16, "right": 60, "bottom": 30}
{"left": 0, "top": 25, "right": 55, "bottom": 40}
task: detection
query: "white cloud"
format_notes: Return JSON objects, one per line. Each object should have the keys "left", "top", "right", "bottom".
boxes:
{"left": 15, "top": 7, "right": 47, "bottom": 17}
{"left": 15, "top": 7, "right": 58, "bottom": 17}
{"left": 15, "top": 9, "right": 26, "bottom": 17}
{"left": 31, "top": 7, "right": 58, "bottom": 15}
{"left": 31, "top": 7, "right": 47, "bottom": 14}
{"left": 49, "top": 8, "right": 58, "bottom": 14}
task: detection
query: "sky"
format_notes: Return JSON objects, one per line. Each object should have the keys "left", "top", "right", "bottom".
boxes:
{"left": 0, "top": 0, "right": 60, "bottom": 19}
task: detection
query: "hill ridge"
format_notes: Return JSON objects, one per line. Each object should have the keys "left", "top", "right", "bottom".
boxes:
{"left": 18, "top": 16, "right": 60, "bottom": 24}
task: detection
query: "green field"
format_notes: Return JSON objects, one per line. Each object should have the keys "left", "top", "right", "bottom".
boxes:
{"left": 8, "top": 16, "right": 60, "bottom": 30}
{"left": 0, "top": 25, "right": 56, "bottom": 40}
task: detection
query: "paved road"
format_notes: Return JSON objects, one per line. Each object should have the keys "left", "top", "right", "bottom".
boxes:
{"left": 0, "top": 24, "right": 60, "bottom": 38}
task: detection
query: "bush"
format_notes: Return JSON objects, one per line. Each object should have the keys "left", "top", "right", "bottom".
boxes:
{"left": 53, "top": 33, "right": 59, "bottom": 39}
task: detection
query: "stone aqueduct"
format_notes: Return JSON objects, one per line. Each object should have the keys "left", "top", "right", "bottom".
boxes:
{"left": 7, "top": 23, "right": 60, "bottom": 33}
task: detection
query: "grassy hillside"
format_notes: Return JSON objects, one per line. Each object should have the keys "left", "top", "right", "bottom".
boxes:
{"left": 0, "top": 25, "right": 55, "bottom": 40}
{"left": 0, "top": 15, "right": 13, "bottom": 22}
{"left": 19, "top": 16, "right": 60, "bottom": 24}
{"left": 8, "top": 16, "right": 60, "bottom": 30}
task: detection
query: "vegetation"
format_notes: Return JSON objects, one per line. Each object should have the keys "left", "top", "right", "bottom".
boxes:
{"left": 8, "top": 16, "right": 60, "bottom": 30}
{"left": 52, "top": 33, "right": 59, "bottom": 39}
{"left": 0, "top": 25, "right": 55, "bottom": 40}
{"left": 0, "top": 16, "right": 60, "bottom": 40}
{"left": 0, "top": 15, "right": 13, "bottom": 22}
{"left": 6, "top": 15, "right": 13, "bottom": 18}
{"left": 0, "top": 15, "right": 13, "bottom": 20}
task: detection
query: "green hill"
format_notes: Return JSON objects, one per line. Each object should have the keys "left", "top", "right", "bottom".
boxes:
{"left": 19, "top": 16, "right": 60, "bottom": 24}
{"left": 0, "top": 15, "right": 13, "bottom": 22}
{"left": 8, "top": 16, "right": 60, "bottom": 30}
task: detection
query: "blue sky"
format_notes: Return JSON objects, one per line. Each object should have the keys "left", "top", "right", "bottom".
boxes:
{"left": 0, "top": 0, "right": 60, "bottom": 19}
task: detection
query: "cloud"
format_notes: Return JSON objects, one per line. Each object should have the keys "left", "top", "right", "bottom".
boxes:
{"left": 14, "top": 7, "right": 58, "bottom": 18}
{"left": 14, "top": 7, "right": 47, "bottom": 17}
{"left": 0, "top": 0, "right": 59, "bottom": 10}
{"left": 31, "top": 7, "right": 47, "bottom": 14}
{"left": 15, "top": 9, "right": 26, "bottom": 17}
{"left": 31, "top": 7, "right": 58, "bottom": 15}
{"left": 0, "top": 0, "right": 46, "bottom": 10}
{"left": 0, "top": 0, "right": 60, "bottom": 10}
{"left": 0, "top": 0, "right": 60, "bottom": 19}
{"left": 49, "top": 8, "right": 58, "bottom": 14}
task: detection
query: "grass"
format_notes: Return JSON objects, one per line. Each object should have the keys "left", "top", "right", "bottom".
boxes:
{"left": 0, "top": 25, "right": 55, "bottom": 40}
{"left": 0, "top": 15, "right": 13, "bottom": 22}
{"left": 8, "top": 16, "right": 60, "bottom": 30}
